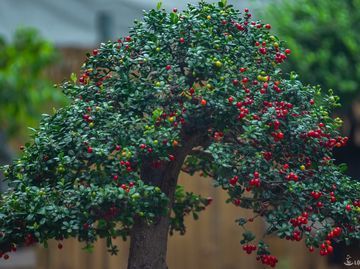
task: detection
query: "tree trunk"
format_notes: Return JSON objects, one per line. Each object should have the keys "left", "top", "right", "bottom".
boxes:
{"left": 127, "top": 215, "right": 171, "bottom": 269}
{"left": 127, "top": 132, "right": 207, "bottom": 269}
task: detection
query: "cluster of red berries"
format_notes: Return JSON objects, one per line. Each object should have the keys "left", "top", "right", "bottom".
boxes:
{"left": 329, "top": 191, "right": 336, "bottom": 203}
{"left": 242, "top": 244, "right": 257, "bottom": 254}
{"left": 290, "top": 212, "right": 309, "bottom": 227}
{"left": 319, "top": 240, "right": 334, "bottom": 256}
{"left": 271, "top": 119, "right": 280, "bottom": 130}
{"left": 155, "top": 111, "right": 185, "bottom": 128}
{"left": 229, "top": 175, "right": 239, "bottom": 186}
{"left": 305, "top": 124, "right": 348, "bottom": 149}
{"left": 274, "top": 52, "right": 288, "bottom": 63}
{"left": 286, "top": 172, "right": 299, "bottom": 182}
{"left": 271, "top": 131, "right": 284, "bottom": 141}
{"left": 139, "top": 143, "right": 153, "bottom": 154}
{"left": 327, "top": 227, "right": 342, "bottom": 239}
{"left": 83, "top": 113, "right": 93, "bottom": 123}
{"left": 236, "top": 101, "right": 250, "bottom": 119}
{"left": 233, "top": 199, "right": 241, "bottom": 206}
{"left": 290, "top": 230, "right": 302, "bottom": 241}
{"left": 257, "top": 254, "right": 278, "bottom": 267}
{"left": 120, "top": 160, "right": 133, "bottom": 172}
{"left": 213, "top": 131, "right": 224, "bottom": 142}
{"left": 119, "top": 182, "right": 134, "bottom": 193}
{"left": 273, "top": 84, "right": 282, "bottom": 94}
{"left": 262, "top": 151, "right": 272, "bottom": 161}
{"left": 325, "top": 136, "right": 348, "bottom": 148}
{"left": 79, "top": 72, "right": 89, "bottom": 85}
{"left": 310, "top": 191, "right": 326, "bottom": 207}
{"left": 249, "top": 171, "right": 261, "bottom": 187}
{"left": 274, "top": 101, "right": 292, "bottom": 118}
{"left": 310, "top": 191, "right": 322, "bottom": 200}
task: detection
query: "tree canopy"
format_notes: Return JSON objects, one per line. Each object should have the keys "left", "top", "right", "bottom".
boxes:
{"left": 0, "top": 1, "right": 359, "bottom": 266}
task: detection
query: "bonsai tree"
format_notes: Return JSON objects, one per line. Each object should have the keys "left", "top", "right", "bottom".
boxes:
{"left": 0, "top": 1, "right": 359, "bottom": 268}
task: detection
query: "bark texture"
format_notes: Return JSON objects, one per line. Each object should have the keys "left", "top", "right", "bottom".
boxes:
{"left": 127, "top": 132, "right": 208, "bottom": 269}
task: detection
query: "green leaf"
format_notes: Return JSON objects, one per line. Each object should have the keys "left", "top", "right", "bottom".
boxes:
{"left": 70, "top": 73, "right": 77, "bottom": 84}
{"left": 156, "top": 1, "right": 162, "bottom": 10}
{"left": 218, "top": 0, "right": 227, "bottom": 8}
{"left": 170, "top": 12, "right": 179, "bottom": 24}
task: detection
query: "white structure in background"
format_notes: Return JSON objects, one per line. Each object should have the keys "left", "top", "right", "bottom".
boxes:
{"left": 0, "top": 0, "right": 253, "bottom": 47}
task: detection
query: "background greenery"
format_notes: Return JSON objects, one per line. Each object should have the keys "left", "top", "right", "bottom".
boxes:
{"left": 0, "top": 28, "right": 67, "bottom": 142}
{"left": 260, "top": 0, "right": 360, "bottom": 107}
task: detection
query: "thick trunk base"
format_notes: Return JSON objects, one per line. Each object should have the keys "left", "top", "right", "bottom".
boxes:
{"left": 127, "top": 216, "right": 170, "bottom": 269}
{"left": 127, "top": 132, "right": 208, "bottom": 269}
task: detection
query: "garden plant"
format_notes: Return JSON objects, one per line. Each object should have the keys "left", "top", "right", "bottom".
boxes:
{"left": 0, "top": 1, "right": 359, "bottom": 268}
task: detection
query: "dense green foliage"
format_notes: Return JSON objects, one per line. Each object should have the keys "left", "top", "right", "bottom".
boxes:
{"left": 0, "top": 1, "right": 359, "bottom": 266}
{"left": 261, "top": 0, "right": 360, "bottom": 105}
{"left": 0, "top": 28, "right": 66, "bottom": 140}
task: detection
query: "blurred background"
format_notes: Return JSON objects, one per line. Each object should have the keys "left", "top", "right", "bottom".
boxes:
{"left": 0, "top": 0, "right": 359, "bottom": 268}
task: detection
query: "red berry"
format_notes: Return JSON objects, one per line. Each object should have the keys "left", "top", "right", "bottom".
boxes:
{"left": 140, "top": 143, "right": 146, "bottom": 149}
{"left": 179, "top": 37, "right": 185, "bottom": 44}
{"left": 276, "top": 132, "right": 284, "bottom": 140}
{"left": 285, "top": 49, "right": 291, "bottom": 55}
{"left": 92, "top": 49, "right": 98, "bottom": 56}
{"left": 265, "top": 24, "right": 271, "bottom": 29}
{"left": 233, "top": 199, "right": 241, "bottom": 206}
{"left": 87, "top": 147, "right": 93, "bottom": 153}
{"left": 240, "top": 67, "right": 247, "bottom": 73}
{"left": 172, "top": 8, "right": 178, "bottom": 13}
{"left": 165, "top": 65, "right": 171, "bottom": 70}
{"left": 346, "top": 204, "right": 352, "bottom": 211}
